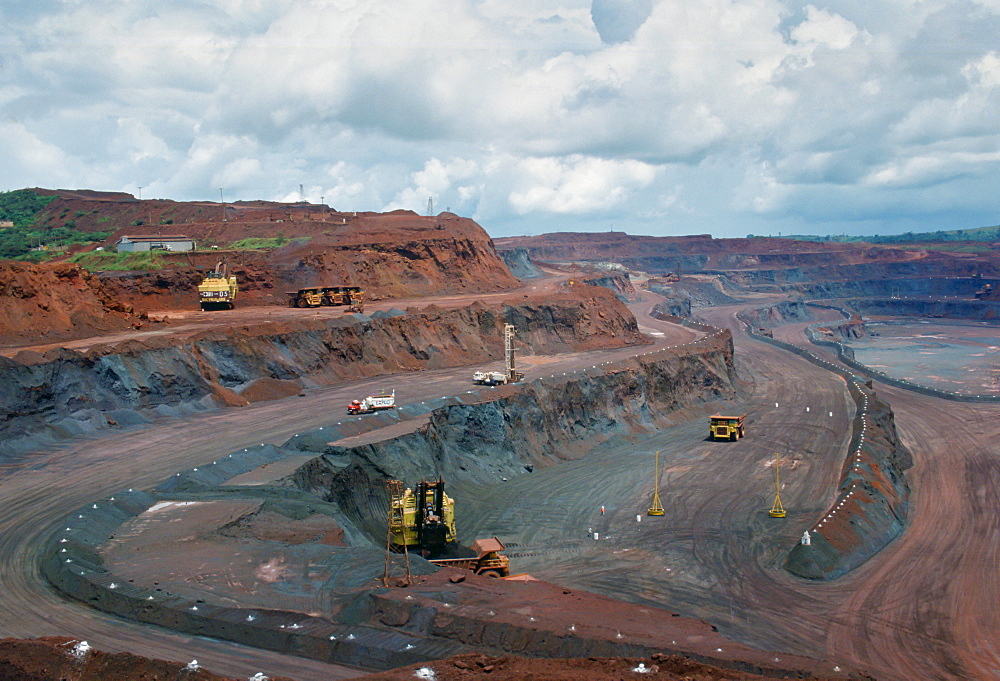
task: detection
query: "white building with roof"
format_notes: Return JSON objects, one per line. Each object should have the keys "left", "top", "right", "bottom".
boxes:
{"left": 116, "top": 235, "right": 195, "bottom": 252}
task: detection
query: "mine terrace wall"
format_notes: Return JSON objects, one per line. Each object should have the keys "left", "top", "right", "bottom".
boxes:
{"left": 738, "top": 305, "right": 912, "bottom": 580}
{"left": 291, "top": 332, "right": 737, "bottom": 542}
{"left": 580, "top": 272, "right": 637, "bottom": 303}
{"left": 0, "top": 289, "right": 646, "bottom": 458}
{"left": 844, "top": 296, "right": 1000, "bottom": 322}
{"left": 42, "top": 332, "right": 740, "bottom": 670}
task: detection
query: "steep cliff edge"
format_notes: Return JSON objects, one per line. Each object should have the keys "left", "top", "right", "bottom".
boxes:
{"left": 0, "top": 286, "right": 646, "bottom": 457}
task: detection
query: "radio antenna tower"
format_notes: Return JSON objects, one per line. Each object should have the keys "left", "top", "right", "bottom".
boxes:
{"left": 427, "top": 197, "right": 434, "bottom": 216}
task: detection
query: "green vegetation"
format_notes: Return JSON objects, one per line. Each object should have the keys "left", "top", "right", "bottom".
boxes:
{"left": 0, "top": 189, "right": 111, "bottom": 260}
{"left": 68, "top": 250, "right": 167, "bottom": 271}
{"left": 787, "top": 224, "right": 1000, "bottom": 245}
{"left": 0, "top": 189, "right": 57, "bottom": 229}
{"left": 229, "top": 234, "right": 305, "bottom": 250}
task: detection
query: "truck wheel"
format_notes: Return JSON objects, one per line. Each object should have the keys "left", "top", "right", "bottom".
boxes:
{"left": 296, "top": 298, "right": 309, "bottom": 308}
{"left": 479, "top": 570, "right": 502, "bottom": 578}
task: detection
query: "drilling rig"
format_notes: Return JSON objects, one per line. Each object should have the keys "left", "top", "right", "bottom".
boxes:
{"left": 472, "top": 324, "right": 524, "bottom": 385}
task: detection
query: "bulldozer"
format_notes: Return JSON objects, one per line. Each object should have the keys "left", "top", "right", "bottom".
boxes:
{"left": 197, "top": 261, "right": 238, "bottom": 310}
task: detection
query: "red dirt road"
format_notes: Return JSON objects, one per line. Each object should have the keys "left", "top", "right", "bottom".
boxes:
{"left": 698, "top": 305, "right": 1000, "bottom": 681}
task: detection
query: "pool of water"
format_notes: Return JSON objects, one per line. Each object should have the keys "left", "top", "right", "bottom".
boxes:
{"left": 845, "top": 319, "right": 1000, "bottom": 394}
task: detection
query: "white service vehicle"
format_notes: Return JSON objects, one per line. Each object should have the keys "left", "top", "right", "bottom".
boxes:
{"left": 347, "top": 390, "right": 396, "bottom": 415}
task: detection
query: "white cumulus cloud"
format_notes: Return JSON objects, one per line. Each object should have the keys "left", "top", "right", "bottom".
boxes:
{"left": 0, "top": 0, "right": 997, "bottom": 236}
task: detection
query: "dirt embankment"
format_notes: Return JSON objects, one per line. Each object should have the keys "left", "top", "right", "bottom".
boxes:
{"left": 785, "top": 380, "right": 912, "bottom": 580}
{"left": 739, "top": 303, "right": 912, "bottom": 580}
{"left": 0, "top": 261, "right": 148, "bottom": 345}
{"left": 0, "top": 637, "right": 294, "bottom": 681}
{"left": 0, "top": 285, "right": 645, "bottom": 457}
{"left": 0, "top": 638, "right": 850, "bottom": 681}
{"left": 17, "top": 190, "right": 522, "bottom": 312}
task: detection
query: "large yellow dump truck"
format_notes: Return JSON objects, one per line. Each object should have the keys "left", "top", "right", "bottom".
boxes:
{"left": 286, "top": 285, "right": 364, "bottom": 312}
{"left": 709, "top": 413, "right": 747, "bottom": 441}
{"left": 429, "top": 537, "right": 510, "bottom": 578}
{"left": 197, "top": 262, "right": 238, "bottom": 310}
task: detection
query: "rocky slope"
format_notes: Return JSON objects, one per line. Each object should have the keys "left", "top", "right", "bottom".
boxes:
{"left": 0, "top": 285, "right": 645, "bottom": 457}
{"left": 292, "top": 332, "right": 737, "bottom": 543}
{"left": 0, "top": 261, "right": 148, "bottom": 345}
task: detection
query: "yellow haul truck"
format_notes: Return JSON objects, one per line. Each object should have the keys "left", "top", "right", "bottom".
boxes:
{"left": 429, "top": 537, "right": 510, "bottom": 578}
{"left": 286, "top": 285, "right": 364, "bottom": 312}
{"left": 197, "top": 262, "right": 238, "bottom": 310}
{"left": 389, "top": 479, "right": 457, "bottom": 556}
{"left": 709, "top": 413, "right": 747, "bottom": 441}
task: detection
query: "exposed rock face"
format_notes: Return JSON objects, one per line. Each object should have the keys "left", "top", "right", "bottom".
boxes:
{"left": 825, "top": 314, "right": 868, "bottom": 340}
{"left": 739, "top": 299, "right": 808, "bottom": 329}
{"left": 651, "top": 297, "right": 692, "bottom": 318}
{"left": 580, "top": 272, "right": 637, "bottom": 302}
{"left": 846, "top": 297, "right": 1000, "bottom": 321}
{"left": 0, "top": 261, "right": 147, "bottom": 345}
{"left": 495, "top": 233, "right": 1000, "bottom": 305}
{"left": 290, "top": 333, "right": 736, "bottom": 542}
{"left": 498, "top": 247, "right": 544, "bottom": 279}
{"left": 0, "top": 288, "right": 646, "bottom": 457}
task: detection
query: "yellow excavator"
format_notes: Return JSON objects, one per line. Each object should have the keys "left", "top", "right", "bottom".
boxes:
{"left": 197, "top": 261, "right": 238, "bottom": 310}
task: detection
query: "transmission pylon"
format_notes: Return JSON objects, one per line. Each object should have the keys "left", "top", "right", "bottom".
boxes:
{"left": 383, "top": 480, "right": 412, "bottom": 586}
{"left": 648, "top": 451, "right": 664, "bottom": 516}
{"left": 769, "top": 452, "right": 786, "bottom": 518}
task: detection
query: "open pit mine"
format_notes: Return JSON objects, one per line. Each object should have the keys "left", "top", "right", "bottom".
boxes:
{"left": 1, "top": 190, "right": 1000, "bottom": 681}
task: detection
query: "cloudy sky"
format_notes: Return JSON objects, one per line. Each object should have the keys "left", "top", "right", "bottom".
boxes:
{"left": 2, "top": 0, "right": 998, "bottom": 238}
